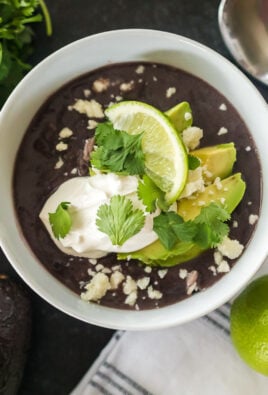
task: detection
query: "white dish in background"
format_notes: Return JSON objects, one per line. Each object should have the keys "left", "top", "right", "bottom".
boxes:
{"left": 0, "top": 29, "right": 267, "bottom": 330}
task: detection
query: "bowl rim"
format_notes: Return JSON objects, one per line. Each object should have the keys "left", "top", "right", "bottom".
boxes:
{"left": 1, "top": 28, "right": 268, "bottom": 330}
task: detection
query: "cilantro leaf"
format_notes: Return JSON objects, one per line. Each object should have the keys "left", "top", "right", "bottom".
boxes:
{"left": 153, "top": 203, "right": 230, "bottom": 250}
{"left": 48, "top": 202, "right": 72, "bottom": 240}
{"left": 138, "top": 175, "right": 170, "bottom": 213}
{"left": 0, "top": 0, "right": 52, "bottom": 107}
{"left": 96, "top": 195, "right": 145, "bottom": 246}
{"left": 153, "top": 211, "right": 182, "bottom": 250}
{"left": 188, "top": 154, "right": 200, "bottom": 170}
{"left": 91, "top": 122, "right": 145, "bottom": 176}
{"left": 194, "top": 203, "right": 230, "bottom": 248}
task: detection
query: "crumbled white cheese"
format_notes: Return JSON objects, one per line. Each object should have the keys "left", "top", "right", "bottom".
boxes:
{"left": 54, "top": 157, "right": 64, "bottom": 169}
{"left": 110, "top": 271, "right": 125, "bottom": 290}
{"left": 59, "top": 127, "right": 73, "bottom": 139}
{"left": 81, "top": 273, "right": 111, "bottom": 301}
{"left": 166, "top": 87, "right": 176, "bottom": 98}
{"left": 92, "top": 78, "right": 110, "bottom": 92}
{"left": 157, "top": 269, "right": 168, "bottom": 279}
{"left": 96, "top": 263, "right": 104, "bottom": 272}
{"left": 219, "top": 103, "right": 227, "bottom": 111}
{"left": 147, "top": 286, "right": 162, "bottom": 300}
{"left": 135, "top": 65, "right": 145, "bottom": 74}
{"left": 208, "top": 266, "right": 217, "bottom": 276}
{"left": 56, "top": 142, "right": 68, "bottom": 151}
{"left": 218, "top": 127, "right": 228, "bottom": 136}
{"left": 68, "top": 99, "right": 104, "bottom": 118}
{"left": 179, "top": 269, "right": 188, "bottom": 279}
{"left": 232, "top": 220, "right": 238, "bottom": 228}
{"left": 83, "top": 89, "right": 91, "bottom": 98}
{"left": 153, "top": 76, "right": 158, "bottom": 82}
{"left": 123, "top": 276, "right": 137, "bottom": 295}
{"left": 137, "top": 277, "right": 150, "bottom": 290}
{"left": 214, "top": 177, "right": 223, "bottom": 190}
{"left": 87, "top": 120, "right": 98, "bottom": 130}
{"left": 217, "top": 260, "right": 230, "bottom": 273}
{"left": 245, "top": 146, "right": 251, "bottom": 152}
{"left": 89, "top": 258, "right": 97, "bottom": 265}
{"left": 144, "top": 266, "right": 152, "bottom": 273}
{"left": 184, "top": 112, "right": 192, "bottom": 121}
{"left": 182, "top": 126, "right": 203, "bottom": 150}
{"left": 87, "top": 268, "right": 96, "bottom": 277}
{"left": 249, "top": 214, "right": 259, "bottom": 225}
{"left": 111, "top": 265, "right": 121, "bottom": 271}
{"left": 214, "top": 251, "right": 223, "bottom": 266}
{"left": 203, "top": 165, "right": 213, "bottom": 180}
{"left": 120, "top": 81, "right": 134, "bottom": 91}
{"left": 125, "top": 291, "right": 138, "bottom": 306}
{"left": 115, "top": 95, "right": 123, "bottom": 101}
{"left": 217, "top": 236, "right": 244, "bottom": 259}
{"left": 180, "top": 167, "right": 205, "bottom": 198}
{"left": 70, "top": 168, "right": 77, "bottom": 175}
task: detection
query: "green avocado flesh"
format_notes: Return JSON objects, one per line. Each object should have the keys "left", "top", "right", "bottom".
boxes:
{"left": 117, "top": 173, "right": 246, "bottom": 267}
{"left": 191, "top": 143, "right": 236, "bottom": 182}
{"left": 165, "top": 101, "right": 192, "bottom": 133}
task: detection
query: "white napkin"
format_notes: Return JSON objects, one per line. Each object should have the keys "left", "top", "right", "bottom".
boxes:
{"left": 71, "top": 258, "right": 268, "bottom": 395}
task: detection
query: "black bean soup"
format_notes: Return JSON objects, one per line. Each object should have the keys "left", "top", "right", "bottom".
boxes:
{"left": 13, "top": 62, "right": 261, "bottom": 310}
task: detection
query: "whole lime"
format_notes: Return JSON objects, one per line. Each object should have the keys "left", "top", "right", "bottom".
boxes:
{"left": 230, "top": 275, "right": 268, "bottom": 376}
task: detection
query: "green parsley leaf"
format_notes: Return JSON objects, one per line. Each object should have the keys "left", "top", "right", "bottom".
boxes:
{"left": 91, "top": 122, "right": 145, "bottom": 176}
{"left": 96, "top": 195, "right": 145, "bottom": 246}
{"left": 137, "top": 175, "right": 170, "bottom": 213}
{"left": 153, "top": 203, "right": 230, "bottom": 250}
{"left": 188, "top": 154, "right": 200, "bottom": 170}
{"left": 48, "top": 202, "right": 72, "bottom": 240}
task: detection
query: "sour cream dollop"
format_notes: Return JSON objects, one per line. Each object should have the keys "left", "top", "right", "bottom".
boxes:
{"left": 39, "top": 173, "right": 160, "bottom": 258}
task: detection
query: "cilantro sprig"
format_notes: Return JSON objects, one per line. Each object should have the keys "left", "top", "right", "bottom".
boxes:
{"left": 49, "top": 202, "right": 72, "bottom": 240}
{"left": 153, "top": 203, "right": 230, "bottom": 250}
{"left": 137, "top": 175, "right": 170, "bottom": 213}
{"left": 0, "top": 0, "right": 52, "bottom": 106}
{"left": 90, "top": 122, "right": 145, "bottom": 176}
{"left": 96, "top": 195, "right": 145, "bottom": 246}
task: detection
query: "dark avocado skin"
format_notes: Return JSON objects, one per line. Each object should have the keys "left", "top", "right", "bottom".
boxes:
{"left": 0, "top": 276, "right": 31, "bottom": 395}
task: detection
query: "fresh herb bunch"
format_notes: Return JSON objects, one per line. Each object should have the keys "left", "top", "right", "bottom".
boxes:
{"left": 0, "top": 0, "right": 52, "bottom": 106}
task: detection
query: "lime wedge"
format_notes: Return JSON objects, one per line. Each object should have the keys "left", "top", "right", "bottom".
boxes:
{"left": 105, "top": 101, "right": 188, "bottom": 203}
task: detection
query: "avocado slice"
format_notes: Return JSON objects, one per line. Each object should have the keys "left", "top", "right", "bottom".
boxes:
{"left": 165, "top": 101, "right": 192, "bottom": 133}
{"left": 118, "top": 173, "right": 246, "bottom": 267}
{"left": 117, "top": 240, "right": 202, "bottom": 267}
{"left": 178, "top": 172, "right": 246, "bottom": 221}
{"left": 191, "top": 143, "right": 236, "bottom": 182}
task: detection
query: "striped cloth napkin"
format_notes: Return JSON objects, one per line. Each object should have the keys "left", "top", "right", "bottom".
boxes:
{"left": 71, "top": 259, "right": 268, "bottom": 395}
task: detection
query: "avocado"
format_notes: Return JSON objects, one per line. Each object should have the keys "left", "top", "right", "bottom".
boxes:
{"left": 118, "top": 173, "right": 246, "bottom": 267}
{"left": 165, "top": 101, "right": 192, "bottom": 133}
{"left": 191, "top": 143, "right": 236, "bottom": 182}
{"left": 177, "top": 172, "right": 246, "bottom": 221}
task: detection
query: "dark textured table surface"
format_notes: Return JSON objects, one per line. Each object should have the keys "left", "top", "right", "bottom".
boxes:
{"left": 0, "top": 1, "right": 268, "bottom": 394}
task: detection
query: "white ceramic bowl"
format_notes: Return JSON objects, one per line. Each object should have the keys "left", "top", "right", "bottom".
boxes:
{"left": 0, "top": 29, "right": 268, "bottom": 330}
